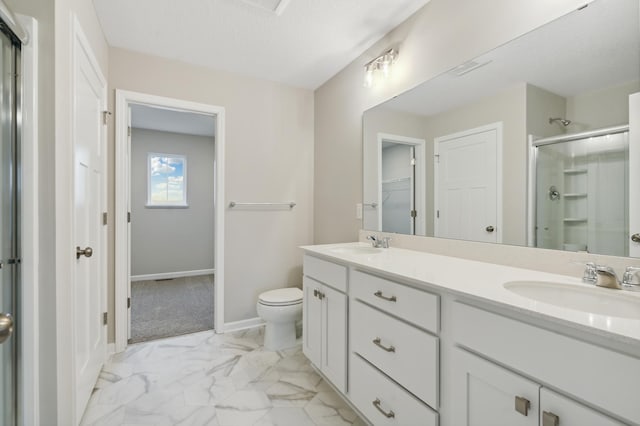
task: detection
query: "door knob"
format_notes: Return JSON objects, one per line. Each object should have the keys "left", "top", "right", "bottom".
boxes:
{"left": 632, "top": 233, "right": 640, "bottom": 243}
{"left": 76, "top": 246, "right": 94, "bottom": 259}
{"left": 0, "top": 313, "right": 14, "bottom": 344}
{"left": 486, "top": 226, "right": 495, "bottom": 233}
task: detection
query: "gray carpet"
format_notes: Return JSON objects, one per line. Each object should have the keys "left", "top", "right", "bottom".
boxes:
{"left": 130, "top": 274, "right": 214, "bottom": 343}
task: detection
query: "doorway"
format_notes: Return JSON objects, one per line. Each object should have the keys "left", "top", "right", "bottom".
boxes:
{"left": 115, "top": 91, "right": 226, "bottom": 352}
{"left": 377, "top": 133, "right": 426, "bottom": 236}
{"left": 128, "top": 105, "right": 216, "bottom": 343}
{"left": 434, "top": 122, "right": 503, "bottom": 243}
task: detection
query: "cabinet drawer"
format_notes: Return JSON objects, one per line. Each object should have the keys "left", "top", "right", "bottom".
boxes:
{"left": 452, "top": 302, "right": 640, "bottom": 425}
{"left": 351, "top": 269, "right": 439, "bottom": 333}
{"left": 352, "top": 300, "right": 438, "bottom": 408}
{"left": 350, "top": 353, "right": 438, "bottom": 426}
{"left": 303, "top": 255, "right": 347, "bottom": 292}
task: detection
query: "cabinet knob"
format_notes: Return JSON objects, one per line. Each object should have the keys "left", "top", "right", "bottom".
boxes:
{"left": 542, "top": 411, "right": 559, "bottom": 426}
{"left": 514, "top": 396, "right": 530, "bottom": 416}
{"left": 631, "top": 233, "right": 640, "bottom": 243}
{"left": 486, "top": 225, "right": 495, "bottom": 233}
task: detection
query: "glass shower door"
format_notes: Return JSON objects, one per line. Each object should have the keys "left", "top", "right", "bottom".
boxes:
{"left": 0, "top": 29, "right": 18, "bottom": 426}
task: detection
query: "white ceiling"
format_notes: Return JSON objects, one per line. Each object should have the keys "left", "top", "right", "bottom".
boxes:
{"left": 93, "top": 0, "right": 431, "bottom": 89}
{"left": 131, "top": 104, "right": 216, "bottom": 137}
{"left": 379, "top": 0, "right": 639, "bottom": 117}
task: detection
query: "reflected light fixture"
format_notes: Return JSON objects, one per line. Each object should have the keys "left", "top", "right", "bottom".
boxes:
{"left": 363, "top": 48, "right": 398, "bottom": 88}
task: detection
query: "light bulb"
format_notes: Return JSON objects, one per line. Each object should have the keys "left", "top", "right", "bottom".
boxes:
{"left": 364, "top": 65, "right": 374, "bottom": 88}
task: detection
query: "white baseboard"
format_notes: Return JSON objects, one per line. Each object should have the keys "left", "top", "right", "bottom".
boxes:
{"left": 131, "top": 269, "right": 215, "bottom": 282}
{"left": 222, "top": 317, "right": 265, "bottom": 333}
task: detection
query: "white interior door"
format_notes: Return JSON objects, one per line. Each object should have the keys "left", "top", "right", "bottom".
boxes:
{"left": 629, "top": 92, "right": 640, "bottom": 257}
{"left": 73, "top": 31, "right": 106, "bottom": 420}
{"left": 435, "top": 123, "right": 501, "bottom": 243}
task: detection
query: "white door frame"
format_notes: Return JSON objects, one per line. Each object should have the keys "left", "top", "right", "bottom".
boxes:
{"left": 114, "top": 90, "right": 226, "bottom": 353}
{"left": 433, "top": 122, "right": 503, "bottom": 243}
{"left": 56, "top": 16, "right": 108, "bottom": 425}
{"left": 377, "top": 133, "right": 427, "bottom": 236}
{"left": 630, "top": 92, "right": 640, "bottom": 258}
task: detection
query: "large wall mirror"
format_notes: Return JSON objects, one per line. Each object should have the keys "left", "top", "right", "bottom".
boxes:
{"left": 363, "top": 0, "right": 640, "bottom": 257}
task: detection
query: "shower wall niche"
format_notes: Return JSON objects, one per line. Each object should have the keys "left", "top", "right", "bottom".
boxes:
{"left": 532, "top": 127, "right": 629, "bottom": 256}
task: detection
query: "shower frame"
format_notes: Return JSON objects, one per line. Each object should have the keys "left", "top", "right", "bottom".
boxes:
{"left": 527, "top": 124, "right": 630, "bottom": 249}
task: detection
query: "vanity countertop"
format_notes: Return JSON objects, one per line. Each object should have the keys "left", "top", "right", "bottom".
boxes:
{"left": 301, "top": 242, "right": 640, "bottom": 345}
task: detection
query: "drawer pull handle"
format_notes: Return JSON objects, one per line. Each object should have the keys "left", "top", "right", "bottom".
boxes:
{"left": 374, "top": 291, "right": 397, "bottom": 302}
{"left": 373, "top": 337, "right": 395, "bottom": 352}
{"left": 372, "top": 398, "right": 395, "bottom": 418}
{"left": 542, "top": 411, "right": 559, "bottom": 426}
{"left": 515, "top": 396, "right": 530, "bottom": 416}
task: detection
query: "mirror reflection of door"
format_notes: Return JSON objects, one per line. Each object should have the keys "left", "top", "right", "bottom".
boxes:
{"left": 434, "top": 123, "right": 501, "bottom": 243}
{"left": 378, "top": 134, "right": 426, "bottom": 236}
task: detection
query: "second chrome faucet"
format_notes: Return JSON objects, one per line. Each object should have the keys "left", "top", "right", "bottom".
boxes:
{"left": 583, "top": 262, "right": 640, "bottom": 291}
{"left": 367, "top": 234, "right": 391, "bottom": 249}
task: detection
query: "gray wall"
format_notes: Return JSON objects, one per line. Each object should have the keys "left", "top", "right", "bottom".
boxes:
{"left": 130, "top": 128, "right": 215, "bottom": 276}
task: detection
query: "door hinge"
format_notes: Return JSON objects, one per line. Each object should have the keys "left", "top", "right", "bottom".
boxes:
{"left": 410, "top": 210, "right": 417, "bottom": 218}
{"left": 128, "top": 126, "right": 131, "bottom": 137}
{"left": 127, "top": 212, "right": 131, "bottom": 223}
{"left": 102, "top": 312, "right": 108, "bottom": 325}
{"left": 437, "top": 210, "right": 440, "bottom": 218}
{"left": 127, "top": 297, "right": 131, "bottom": 309}
{"left": 102, "top": 212, "right": 108, "bottom": 225}
{"left": 102, "top": 110, "right": 112, "bottom": 125}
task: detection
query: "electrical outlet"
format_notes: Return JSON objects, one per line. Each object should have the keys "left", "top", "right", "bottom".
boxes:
{"left": 356, "top": 203, "right": 363, "bottom": 219}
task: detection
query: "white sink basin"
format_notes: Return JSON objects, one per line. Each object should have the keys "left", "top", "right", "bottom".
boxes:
{"left": 329, "top": 246, "right": 382, "bottom": 255}
{"left": 504, "top": 281, "right": 640, "bottom": 320}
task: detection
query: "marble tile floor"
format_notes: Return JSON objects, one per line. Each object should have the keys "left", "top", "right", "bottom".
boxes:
{"left": 81, "top": 327, "right": 366, "bottom": 426}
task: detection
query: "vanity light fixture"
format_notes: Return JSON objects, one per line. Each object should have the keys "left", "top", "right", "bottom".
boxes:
{"left": 363, "top": 48, "right": 398, "bottom": 88}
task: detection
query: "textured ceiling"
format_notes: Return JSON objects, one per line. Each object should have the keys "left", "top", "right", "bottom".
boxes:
{"left": 93, "top": 0, "right": 431, "bottom": 89}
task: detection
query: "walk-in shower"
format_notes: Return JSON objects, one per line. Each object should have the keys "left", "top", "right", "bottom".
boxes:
{"left": 529, "top": 125, "right": 629, "bottom": 256}
{"left": 0, "top": 3, "right": 26, "bottom": 425}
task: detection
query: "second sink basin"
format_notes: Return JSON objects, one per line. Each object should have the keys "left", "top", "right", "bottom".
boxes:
{"left": 504, "top": 280, "right": 640, "bottom": 320}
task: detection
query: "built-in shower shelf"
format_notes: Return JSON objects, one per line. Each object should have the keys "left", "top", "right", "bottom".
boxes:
{"left": 563, "top": 218, "right": 588, "bottom": 223}
{"left": 563, "top": 193, "right": 588, "bottom": 198}
{"left": 563, "top": 168, "right": 587, "bottom": 174}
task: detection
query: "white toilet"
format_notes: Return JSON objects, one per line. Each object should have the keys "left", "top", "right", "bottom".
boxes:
{"left": 256, "top": 287, "right": 303, "bottom": 350}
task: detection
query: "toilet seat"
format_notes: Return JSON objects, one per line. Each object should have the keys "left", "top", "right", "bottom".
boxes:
{"left": 258, "top": 287, "right": 303, "bottom": 306}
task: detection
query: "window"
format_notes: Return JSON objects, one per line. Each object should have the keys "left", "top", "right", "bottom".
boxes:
{"left": 147, "top": 153, "right": 188, "bottom": 207}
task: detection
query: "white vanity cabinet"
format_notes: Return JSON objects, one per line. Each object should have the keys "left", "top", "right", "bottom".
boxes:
{"left": 452, "top": 348, "right": 626, "bottom": 426}
{"left": 302, "top": 255, "right": 347, "bottom": 393}
{"left": 451, "top": 302, "right": 635, "bottom": 426}
{"left": 349, "top": 270, "right": 439, "bottom": 424}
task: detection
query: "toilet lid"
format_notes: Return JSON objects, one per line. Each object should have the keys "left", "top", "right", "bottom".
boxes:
{"left": 259, "top": 287, "right": 303, "bottom": 306}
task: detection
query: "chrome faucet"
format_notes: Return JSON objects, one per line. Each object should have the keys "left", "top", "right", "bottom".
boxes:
{"left": 594, "top": 265, "right": 622, "bottom": 290}
{"left": 622, "top": 266, "right": 640, "bottom": 291}
{"left": 366, "top": 234, "right": 391, "bottom": 248}
{"left": 582, "top": 262, "right": 597, "bottom": 284}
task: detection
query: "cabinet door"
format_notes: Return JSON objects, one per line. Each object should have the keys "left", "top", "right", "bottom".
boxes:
{"left": 540, "top": 388, "right": 626, "bottom": 426}
{"left": 302, "top": 277, "right": 322, "bottom": 368}
{"left": 321, "top": 284, "right": 347, "bottom": 393}
{"left": 451, "top": 348, "right": 539, "bottom": 426}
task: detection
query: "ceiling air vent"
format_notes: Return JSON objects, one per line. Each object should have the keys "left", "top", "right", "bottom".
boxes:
{"left": 239, "top": 0, "right": 292, "bottom": 16}
{"left": 448, "top": 60, "right": 492, "bottom": 77}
